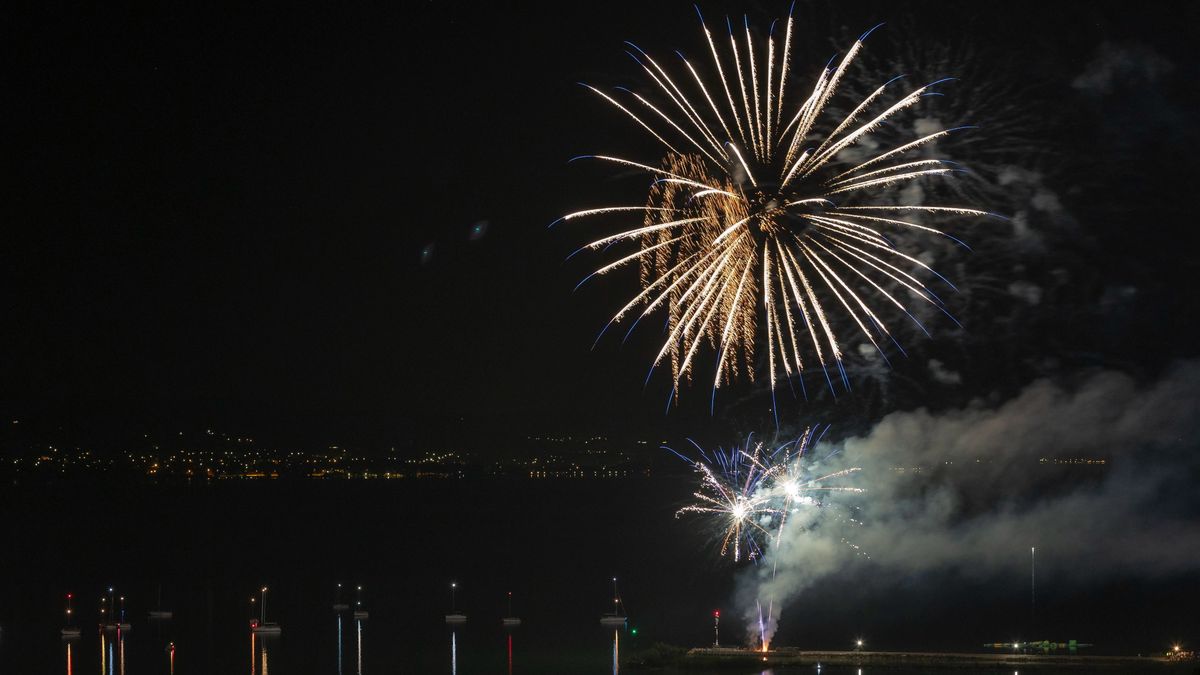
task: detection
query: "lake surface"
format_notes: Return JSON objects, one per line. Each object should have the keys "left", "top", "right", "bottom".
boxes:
{"left": 0, "top": 479, "right": 1191, "bottom": 672}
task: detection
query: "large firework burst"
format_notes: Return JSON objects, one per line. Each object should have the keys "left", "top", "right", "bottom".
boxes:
{"left": 564, "top": 9, "right": 997, "bottom": 401}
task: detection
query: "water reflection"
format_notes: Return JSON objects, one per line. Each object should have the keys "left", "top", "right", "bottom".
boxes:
{"left": 612, "top": 629, "right": 619, "bottom": 675}
{"left": 336, "top": 615, "right": 343, "bottom": 675}
{"left": 507, "top": 634, "right": 513, "bottom": 675}
{"left": 248, "top": 631, "right": 277, "bottom": 675}
{"left": 450, "top": 630, "right": 457, "bottom": 675}
{"left": 99, "top": 629, "right": 127, "bottom": 675}
{"left": 65, "top": 641, "right": 72, "bottom": 675}
{"left": 355, "top": 619, "right": 363, "bottom": 675}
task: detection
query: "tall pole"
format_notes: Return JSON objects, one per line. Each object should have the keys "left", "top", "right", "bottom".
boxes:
{"left": 260, "top": 587, "right": 267, "bottom": 624}
{"left": 1030, "top": 547, "right": 1036, "bottom": 626}
{"left": 713, "top": 610, "right": 720, "bottom": 647}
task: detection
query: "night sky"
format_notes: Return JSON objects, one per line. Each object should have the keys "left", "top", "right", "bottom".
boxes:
{"left": 7, "top": 0, "right": 1199, "bottom": 447}
{"left": 5, "top": 1, "right": 1200, "bottom": 664}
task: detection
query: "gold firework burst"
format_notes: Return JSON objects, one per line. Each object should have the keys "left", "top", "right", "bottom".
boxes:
{"left": 565, "top": 12, "right": 995, "bottom": 399}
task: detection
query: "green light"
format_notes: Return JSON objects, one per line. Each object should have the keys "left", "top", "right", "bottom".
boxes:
{"left": 631, "top": 628, "right": 638, "bottom": 636}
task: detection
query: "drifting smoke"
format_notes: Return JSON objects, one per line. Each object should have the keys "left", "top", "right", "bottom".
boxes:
{"left": 742, "top": 361, "right": 1200, "bottom": 645}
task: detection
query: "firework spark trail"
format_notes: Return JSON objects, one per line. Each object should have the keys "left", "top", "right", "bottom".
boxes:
{"left": 567, "top": 9, "right": 1001, "bottom": 402}
{"left": 668, "top": 427, "right": 862, "bottom": 648}
{"left": 671, "top": 438, "right": 782, "bottom": 563}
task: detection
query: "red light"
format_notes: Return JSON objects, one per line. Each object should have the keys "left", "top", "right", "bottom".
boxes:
{"left": 67, "top": 593, "right": 73, "bottom": 599}
{"left": 714, "top": 610, "right": 720, "bottom": 617}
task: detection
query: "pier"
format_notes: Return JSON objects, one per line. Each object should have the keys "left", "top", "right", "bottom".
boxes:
{"left": 681, "top": 647, "right": 1181, "bottom": 671}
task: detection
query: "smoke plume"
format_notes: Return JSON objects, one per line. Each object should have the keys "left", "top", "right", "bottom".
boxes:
{"left": 742, "top": 362, "right": 1200, "bottom": 645}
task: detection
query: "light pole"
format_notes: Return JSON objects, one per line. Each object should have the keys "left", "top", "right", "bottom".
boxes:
{"left": 713, "top": 610, "right": 720, "bottom": 647}
{"left": 260, "top": 587, "right": 268, "bottom": 624}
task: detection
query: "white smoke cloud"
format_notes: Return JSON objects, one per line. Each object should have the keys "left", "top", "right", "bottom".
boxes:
{"left": 1072, "top": 42, "right": 1173, "bottom": 96}
{"left": 1008, "top": 280, "right": 1043, "bottom": 305}
{"left": 740, "top": 362, "right": 1200, "bottom": 645}
{"left": 927, "top": 358, "right": 962, "bottom": 385}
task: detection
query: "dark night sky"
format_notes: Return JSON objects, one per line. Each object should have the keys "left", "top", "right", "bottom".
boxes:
{"left": 6, "top": 0, "right": 1200, "bottom": 447}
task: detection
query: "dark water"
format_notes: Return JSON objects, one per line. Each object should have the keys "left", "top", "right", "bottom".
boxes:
{"left": 0, "top": 480, "right": 1192, "bottom": 673}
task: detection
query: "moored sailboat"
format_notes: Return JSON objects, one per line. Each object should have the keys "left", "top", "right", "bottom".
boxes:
{"left": 444, "top": 581, "right": 467, "bottom": 624}
{"left": 599, "top": 577, "right": 627, "bottom": 626}
{"left": 501, "top": 591, "right": 521, "bottom": 627}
